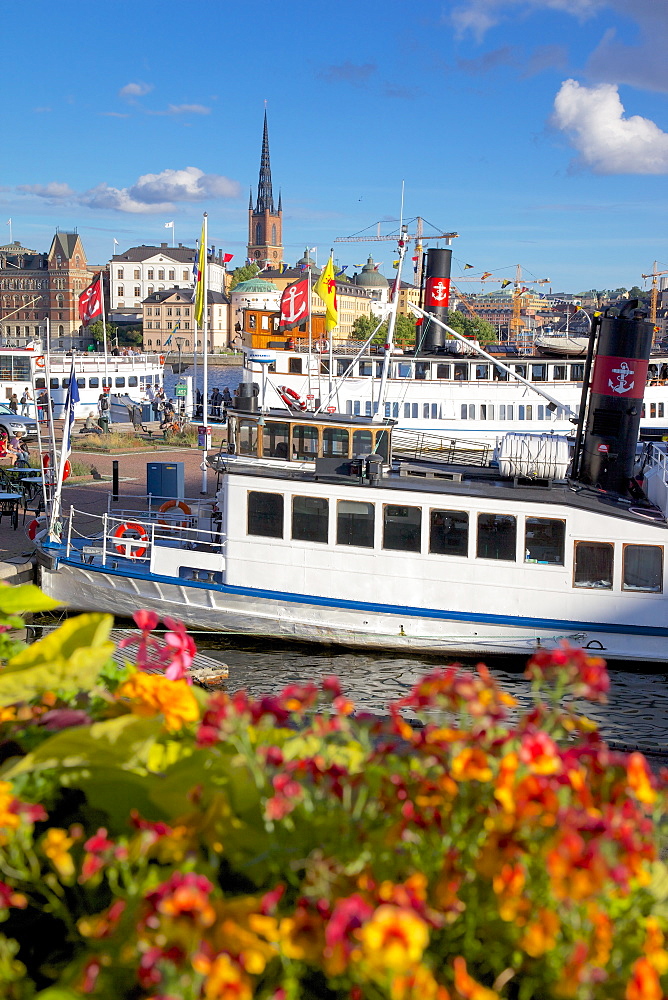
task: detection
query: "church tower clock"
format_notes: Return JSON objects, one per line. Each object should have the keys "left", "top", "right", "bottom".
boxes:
{"left": 247, "top": 112, "right": 283, "bottom": 267}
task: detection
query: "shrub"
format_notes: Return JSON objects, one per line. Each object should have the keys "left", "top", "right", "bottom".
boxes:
{"left": 0, "top": 589, "right": 665, "bottom": 999}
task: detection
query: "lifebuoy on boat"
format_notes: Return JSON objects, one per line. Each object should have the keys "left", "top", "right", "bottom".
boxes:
{"left": 279, "top": 386, "right": 307, "bottom": 411}
{"left": 158, "top": 499, "right": 191, "bottom": 529}
{"left": 159, "top": 355, "right": 165, "bottom": 365}
{"left": 26, "top": 516, "right": 48, "bottom": 543}
{"left": 35, "top": 356, "right": 45, "bottom": 369}
{"left": 42, "top": 453, "right": 70, "bottom": 480}
{"left": 113, "top": 522, "right": 149, "bottom": 559}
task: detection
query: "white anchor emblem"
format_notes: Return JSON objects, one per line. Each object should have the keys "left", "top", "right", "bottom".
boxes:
{"left": 608, "top": 361, "right": 635, "bottom": 394}
{"left": 430, "top": 280, "right": 449, "bottom": 303}
{"left": 282, "top": 285, "right": 306, "bottom": 324}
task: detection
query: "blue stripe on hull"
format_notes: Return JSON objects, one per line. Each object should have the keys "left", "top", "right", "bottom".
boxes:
{"left": 52, "top": 555, "right": 668, "bottom": 639}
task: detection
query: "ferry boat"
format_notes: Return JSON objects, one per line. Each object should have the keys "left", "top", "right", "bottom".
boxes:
{"left": 0, "top": 342, "right": 164, "bottom": 420}
{"left": 34, "top": 300, "right": 668, "bottom": 664}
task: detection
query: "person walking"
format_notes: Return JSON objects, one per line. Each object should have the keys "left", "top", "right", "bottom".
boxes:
{"left": 8, "top": 393, "right": 18, "bottom": 414}
{"left": 20, "top": 387, "right": 32, "bottom": 416}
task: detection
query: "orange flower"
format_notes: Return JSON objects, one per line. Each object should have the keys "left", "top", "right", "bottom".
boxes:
{"left": 117, "top": 671, "right": 199, "bottom": 731}
{"left": 492, "top": 863, "right": 526, "bottom": 923}
{"left": 453, "top": 957, "right": 498, "bottom": 1000}
{"left": 626, "top": 752, "right": 656, "bottom": 806}
{"left": 451, "top": 748, "right": 493, "bottom": 783}
{"left": 278, "top": 907, "right": 325, "bottom": 964}
{"left": 588, "top": 904, "right": 612, "bottom": 967}
{"left": 520, "top": 908, "right": 560, "bottom": 957}
{"left": 519, "top": 731, "right": 561, "bottom": 776}
{"left": 391, "top": 966, "right": 451, "bottom": 1000}
{"left": 42, "top": 827, "right": 75, "bottom": 879}
{"left": 643, "top": 917, "right": 668, "bottom": 974}
{"left": 203, "top": 953, "right": 252, "bottom": 1000}
{"left": 626, "top": 957, "right": 662, "bottom": 1000}
{"left": 493, "top": 753, "right": 518, "bottom": 813}
{"left": 358, "top": 905, "right": 429, "bottom": 975}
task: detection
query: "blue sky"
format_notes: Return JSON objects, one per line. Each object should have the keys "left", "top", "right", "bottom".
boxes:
{"left": 3, "top": 0, "right": 668, "bottom": 293}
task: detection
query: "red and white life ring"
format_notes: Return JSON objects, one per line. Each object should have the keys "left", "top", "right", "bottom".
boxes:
{"left": 113, "top": 522, "right": 149, "bottom": 559}
{"left": 279, "top": 386, "right": 307, "bottom": 411}
{"left": 159, "top": 355, "right": 165, "bottom": 365}
{"left": 35, "top": 356, "right": 45, "bottom": 368}
{"left": 26, "top": 516, "right": 48, "bottom": 543}
{"left": 158, "top": 500, "right": 191, "bottom": 529}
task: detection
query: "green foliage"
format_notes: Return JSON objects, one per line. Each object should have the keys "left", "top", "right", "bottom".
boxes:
{"left": 351, "top": 313, "right": 417, "bottom": 348}
{"left": 85, "top": 320, "right": 117, "bottom": 346}
{"left": 445, "top": 308, "right": 497, "bottom": 344}
{"left": 229, "top": 262, "right": 261, "bottom": 291}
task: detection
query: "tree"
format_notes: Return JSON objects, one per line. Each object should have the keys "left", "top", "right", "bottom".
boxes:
{"left": 228, "top": 262, "right": 260, "bottom": 292}
{"left": 443, "top": 309, "right": 496, "bottom": 345}
{"left": 351, "top": 313, "right": 417, "bottom": 349}
{"left": 86, "top": 320, "right": 118, "bottom": 346}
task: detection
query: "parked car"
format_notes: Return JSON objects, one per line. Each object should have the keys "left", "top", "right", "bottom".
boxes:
{"left": 0, "top": 403, "right": 37, "bottom": 441}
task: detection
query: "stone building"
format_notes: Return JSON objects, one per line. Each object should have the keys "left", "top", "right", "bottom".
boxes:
{"left": 110, "top": 244, "right": 228, "bottom": 322}
{"left": 142, "top": 288, "right": 230, "bottom": 353}
{"left": 247, "top": 112, "right": 283, "bottom": 267}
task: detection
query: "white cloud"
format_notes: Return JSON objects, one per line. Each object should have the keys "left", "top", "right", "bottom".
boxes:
{"left": 552, "top": 78, "right": 668, "bottom": 173}
{"left": 119, "top": 81, "right": 153, "bottom": 99}
{"left": 450, "top": 0, "right": 602, "bottom": 39}
{"left": 17, "top": 182, "right": 75, "bottom": 200}
{"left": 148, "top": 103, "right": 211, "bottom": 116}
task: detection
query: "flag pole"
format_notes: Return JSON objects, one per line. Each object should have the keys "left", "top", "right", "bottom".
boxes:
{"left": 100, "top": 272, "right": 109, "bottom": 400}
{"left": 328, "top": 248, "right": 334, "bottom": 397}
{"left": 307, "top": 266, "right": 312, "bottom": 400}
{"left": 200, "top": 213, "right": 209, "bottom": 494}
{"left": 44, "top": 317, "right": 57, "bottom": 471}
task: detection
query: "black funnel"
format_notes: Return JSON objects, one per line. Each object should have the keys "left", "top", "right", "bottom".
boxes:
{"left": 577, "top": 301, "right": 652, "bottom": 494}
{"left": 421, "top": 247, "right": 452, "bottom": 351}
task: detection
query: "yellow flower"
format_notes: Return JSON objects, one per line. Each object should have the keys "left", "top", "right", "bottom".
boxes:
{"left": 643, "top": 917, "right": 668, "bottom": 974}
{"left": 0, "top": 782, "right": 20, "bottom": 844}
{"left": 203, "top": 953, "right": 252, "bottom": 1000}
{"left": 626, "top": 752, "right": 656, "bottom": 806}
{"left": 117, "top": 671, "right": 199, "bottom": 731}
{"left": 358, "top": 905, "right": 429, "bottom": 975}
{"left": 42, "top": 827, "right": 75, "bottom": 879}
{"left": 278, "top": 908, "right": 325, "bottom": 964}
{"left": 520, "top": 908, "right": 560, "bottom": 957}
{"left": 451, "top": 748, "right": 493, "bottom": 783}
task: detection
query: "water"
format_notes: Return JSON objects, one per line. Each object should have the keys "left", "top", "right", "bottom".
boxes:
{"left": 163, "top": 363, "right": 242, "bottom": 401}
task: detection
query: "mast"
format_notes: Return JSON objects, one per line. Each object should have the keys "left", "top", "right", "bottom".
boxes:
{"left": 372, "top": 225, "right": 408, "bottom": 422}
{"left": 200, "top": 213, "right": 209, "bottom": 494}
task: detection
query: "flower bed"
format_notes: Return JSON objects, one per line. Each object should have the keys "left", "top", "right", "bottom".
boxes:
{"left": 0, "top": 590, "right": 666, "bottom": 999}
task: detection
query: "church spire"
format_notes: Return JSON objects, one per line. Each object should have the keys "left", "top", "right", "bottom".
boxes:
{"left": 255, "top": 110, "right": 274, "bottom": 214}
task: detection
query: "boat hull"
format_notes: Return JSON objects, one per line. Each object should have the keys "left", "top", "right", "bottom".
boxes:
{"left": 39, "top": 559, "right": 668, "bottom": 663}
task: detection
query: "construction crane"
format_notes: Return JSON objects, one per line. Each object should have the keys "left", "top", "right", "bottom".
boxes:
{"left": 334, "top": 217, "right": 458, "bottom": 287}
{"left": 510, "top": 265, "right": 550, "bottom": 344}
{"left": 641, "top": 261, "right": 668, "bottom": 329}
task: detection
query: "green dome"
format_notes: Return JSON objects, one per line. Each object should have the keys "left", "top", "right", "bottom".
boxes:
{"left": 295, "top": 249, "right": 321, "bottom": 275}
{"left": 354, "top": 256, "right": 389, "bottom": 288}
{"left": 234, "top": 278, "right": 278, "bottom": 293}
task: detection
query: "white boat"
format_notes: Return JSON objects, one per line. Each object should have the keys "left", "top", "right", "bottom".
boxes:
{"left": 34, "top": 299, "right": 668, "bottom": 664}
{"left": 0, "top": 342, "right": 164, "bottom": 420}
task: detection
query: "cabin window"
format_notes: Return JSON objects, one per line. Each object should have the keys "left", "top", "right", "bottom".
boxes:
{"left": 553, "top": 365, "right": 567, "bottom": 380}
{"left": 249, "top": 315, "right": 256, "bottom": 331}
{"left": 353, "top": 401, "right": 361, "bottom": 416}
{"left": 293, "top": 424, "right": 319, "bottom": 460}
{"left": 62, "top": 378, "right": 70, "bottom": 388}
{"left": 499, "top": 405, "right": 506, "bottom": 420}
{"left": 660, "top": 403, "right": 665, "bottom": 418}
{"left": 623, "top": 545, "right": 662, "bottom": 593}
{"left": 320, "top": 360, "right": 330, "bottom": 375}
{"left": 263, "top": 422, "right": 290, "bottom": 459}
{"left": 397, "top": 363, "right": 412, "bottom": 378}
{"left": 289, "top": 357, "right": 302, "bottom": 375}
{"left": 493, "top": 365, "right": 509, "bottom": 381}
{"left": 477, "top": 514, "right": 517, "bottom": 561}
{"left": 76, "top": 378, "right": 85, "bottom": 389}
{"left": 461, "top": 404, "right": 468, "bottom": 420}
{"left": 411, "top": 403, "right": 418, "bottom": 418}
{"left": 360, "top": 361, "right": 373, "bottom": 376}
{"left": 238, "top": 420, "right": 258, "bottom": 456}
{"left": 35, "top": 378, "right": 46, "bottom": 389}
{"left": 525, "top": 517, "right": 565, "bottom": 565}
{"left": 475, "top": 364, "right": 489, "bottom": 380}
{"left": 337, "top": 500, "right": 374, "bottom": 548}
{"left": 571, "top": 364, "right": 584, "bottom": 381}
{"left": 383, "top": 504, "right": 421, "bottom": 552}
{"left": 415, "top": 362, "right": 430, "bottom": 380}
{"left": 374, "top": 429, "right": 390, "bottom": 462}
{"left": 323, "top": 427, "right": 349, "bottom": 457}
{"left": 432, "top": 403, "right": 438, "bottom": 419}
{"left": 365, "top": 401, "right": 372, "bottom": 417}
{"left": 531, "top": 364, "right": 547, "bottom": 382}
{"left": 423, "top": 403, "right": 430, "bottom": 419}
{"left": 436, "top": 363, "right": 451, "bottom": 379}
{"left": 50, "top": 378, "right": 59, "bottom": 389}
{"left": 376, "top": 362, "right": 384, "bottom": 377}
{"left": 430, "top": 509, "right": 468, "bottom": 556}
{"left": 514, "top": 365, "right": 527, "bottom": 378}
{"left": 292, "top": 496, "right": 328, "bottom": 543}
{"left": 573, "top": 542, "right": 613, "bottom": 589}
{"left": 248, "top": 491, "right": 284, "bottom": 538}
{"left": 89, "top": 378, "right": 99, "bottom": 389}
{"left": 353, "top": 429, "right": 373, "bottom": 454}
{"left": 481, "top": 404, "right": 494, "bottom": 420}
{"left": 454, "top": 363, "right": 468, "bottom": 381}
{"left": 115, "top": 377, "right": 125, "bottom": 388}
{"left": 651, "top": 403, "right": 657, "bottom": 418}
{"left": 337, "top": 360, "right": 348, "bottom": 377}
{"left": 128, "top": 376, "right": 138, "bottom": 388}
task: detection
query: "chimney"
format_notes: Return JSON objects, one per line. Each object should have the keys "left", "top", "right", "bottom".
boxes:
{"left": 161, "top": 242, "right": 167, "bottom": 248}
{"left": 421, "top": 248, "right": 452, "bottom": 352}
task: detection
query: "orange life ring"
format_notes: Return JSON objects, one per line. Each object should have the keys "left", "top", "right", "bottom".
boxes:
{"left": 158, "top": 499, "right": 191, "bottom": 529}
{"left": 35, "top": 356, "right": 45, "bottom": 368}
{"left": 42, "top": 453, "right": 70, "bottom": 480}
{"left": 159, "top": 355, "right": 166, "bottom": 365}
{"left": 113, "top": 522, "right": 149, "bottom": 559}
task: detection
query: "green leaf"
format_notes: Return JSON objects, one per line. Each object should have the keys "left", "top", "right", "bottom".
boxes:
{"left": 35, "top": 989, "right": 82, "bottom": 1000}
{"left": 0, "top": 583, "right": 61, "bottom": 616}
{"left": 5, "top": 613, "right": 112, "bottom": 673}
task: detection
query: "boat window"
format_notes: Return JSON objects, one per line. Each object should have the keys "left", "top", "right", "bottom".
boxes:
{"left": 553, "top": 365, "right": 567, "bottom": 380}
{"left": 337, "top": 500, "right": 374, "bottom": 548}
{"left": 383, "top": 504, "right": 421, "bottom": 552}
{"left": 365, "top": 401, "right": 372, "bottom": 417}
{"left": 525, "top": 517, "right": 565, "bottom": 565}
{"left": 76, "top": 378, "right": 85, "bottom": 389}
{"left": 62, "top": 378, "right": 70, "bottom": 389}
{"left": 375, "top": 362, "right": 384, "bottom": 377}
{"left": 493, "top": 365, "right": 509, "bottom": 381}
{"left": 248, "top": 491, "right": 284, "bottom": 538}
{"left": 415, "top": 362, "right": 430, "bottom": 380}
{"left": 538, "top": 406, "right": 545, "bottom": 420}
{"left": 623, "top": 544, "right": 662, "bottom": 593}
{"left": 89, "top": 377, "right": 99, "bottom": 389}
{"left": 397, "top": 362, "right": 412, "bottom": 378}
{"left": 469, "top": 404, "right": 475, "bottom": 419}
{"left": 475, "top": 364, "right": 489, "bottom": 380}
{"left": 293, "top": 424, "right": 319, "bottom": 461}
{"left": 360, "top": 361, "right": 373, "bottom": 376}
{"left": 660, "top": 403, "right": 665, "bottom": 418}
{"left": 436, "top": 363, "right": 451, "bottom": 379}
{"left": 423, "top": 403, "right": 430, "bottom": 419}
{"left": 506, "top": 405, "right": 514, "bottom": 419}
{"left": 480, "top": 404, "right": 494, "bottom": 420}
{"left": 651, "top": 403, "right": 657, "bottom": 418}
{"left": 573, "top": 541, "right": 613, "bottom": 589}
{"left": 35, "top": 378, "right": 46, "bottom": 389}
{"left": 262, "top": 421, "right": 290, "bottom": 459}
{"left": 461, "top": 404, "right": 468, "bottom": 419}
{"left": 320, "top": 360, "right": 330, "bottom": 375}
{"left": 432, "top": 403, "right": 438, "bottom": 419}
{"left": 336, "top": 360, "right": 348, "bottom": 377}
{"left": 103, "top": 378, "right": 112, "bottom": 388}
{"left": 353, "top": 401, "right": 361, "bottom": 416}
{"left": 499, "top": 405, "right": 506, "bottom": 420}
{"left": 374, "top": 429, "right": 390, "bottom": 462}
{"left": 477, "top": 514, "right": 517, "bottom": 561}
{"left": 454, "top": 363, "right": 468, "bottom": 381}
{"left": 531, "top": 364, "right": 547, "bottom": 382}
{"left": 50, "top": 378, "right": 59, "bottom": 389}
{"left": 323, "top": 427, "right": 349, "bottom": 457}
{"left": 115, "top": 377, "right": 126, "bottom": 388}
{"left": 292, "top": 496, "right": 328, "bottom": 543}
{"left": 430, "top": 509, "right": 468, "bottom": 556}
{"left": 514, "top": 365, "right": 527, "bottom": 378}
{"left": 353, "top": 429, "right": 373, "bottom": 454}
{"left": 519, "top": 406, "right": 525, "bottom": 420}
{"left": 238, "top": 420, "right": 258, "bottom": 456}
{"left": 128, "top": 376, "right": 138, "bottom": 388}
{"left": 526, "top": 404, "right": 533, "bottom": 419}
{"left": 411, "top": 403, "right": 418, "bottom": 419}
{"left": 570, "top": 364, "right": 584, "bottom": 381}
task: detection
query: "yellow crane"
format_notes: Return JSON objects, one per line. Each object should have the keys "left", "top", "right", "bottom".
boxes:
{"left": 510, "top": 265, "right": 550, "bottom": 343}
{"left": 641, "top": 261, "right": 668, "bottom": 329}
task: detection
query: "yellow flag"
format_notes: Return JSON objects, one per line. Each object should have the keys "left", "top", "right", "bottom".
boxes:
{"left": 314, "top": 255, "right": 338, "bottom": 332}
{"left": 194, "top": 219, "right": 206, "bottom": 327}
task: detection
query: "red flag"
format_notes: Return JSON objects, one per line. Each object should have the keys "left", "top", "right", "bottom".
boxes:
{"left": 223, "top": 253, "right": 234, "bottom": 264}
{"left": 279, "top": 277, "right": 309, "bottom": 331}
{"left": 78, "top": 275, "right": 103, "bottom": 326}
